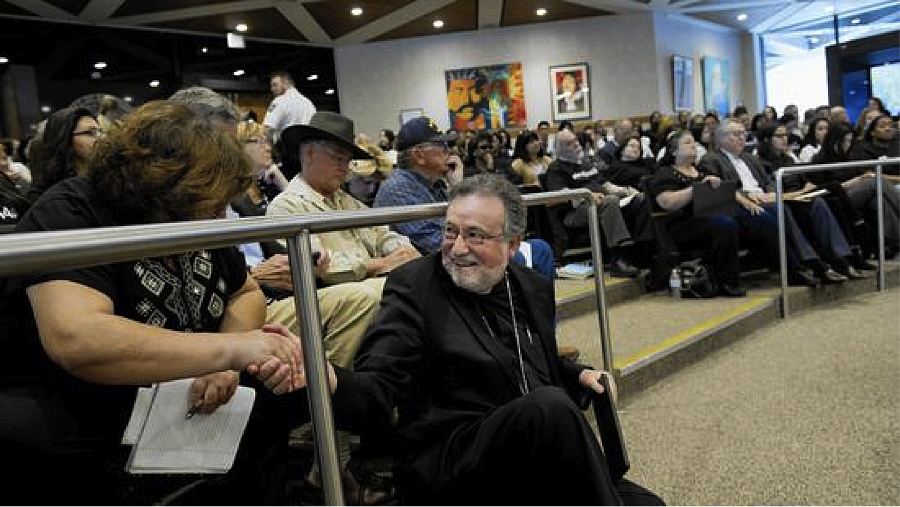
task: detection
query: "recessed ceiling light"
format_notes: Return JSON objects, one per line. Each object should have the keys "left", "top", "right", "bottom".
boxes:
{"left": 94, "top": 61, "right": 107, "bottom": 70}
{"left": 325, "top": 89, "right": 335, "bottom": 95}
{"left": 350, "top": 6, "right": 363, "bottom": 16}
{"left": 149, "top": 80, "right": 160, "bottom": 88}
{"left": 124, "top": 96, "right": 133, "bottom": 103}
{"left": 433, "top": 19, "right": 444, "bottom": 28}
{"left": 233, "top": 69, "right": 245, "bottom": 76}
{"left": 851, "top": 18, "right": 861, "bottom": 24}
{"left": 41, "top": 105, "right": 51, "bottom": 113}
{"left": 536, "top": 8, "right": 547, "bottom": 16}
{"left": 235, "top": 23, "right": 248, "bottom": 32}
{"left": 737, "top": 13, "right": 748, "bottom": 21}
{"left": 201, "top": 47, "right": 208, "bottom": 53}
{"left": 307, "top": 74, "right": 318, "bottom": 81}
{"left": 0, "top": 57, "right": 9, "bottom": 64}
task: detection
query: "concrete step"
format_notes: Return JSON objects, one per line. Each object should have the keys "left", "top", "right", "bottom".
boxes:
{"left": 554, "top": 261, "right": 900, "bottom": 402}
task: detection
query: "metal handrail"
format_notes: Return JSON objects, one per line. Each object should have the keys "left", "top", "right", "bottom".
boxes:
{"left": 773, "top": 157, "right": 900, "bottom": 317}
{"left": 0, "top": 187, "right": 612, "bottom": 505}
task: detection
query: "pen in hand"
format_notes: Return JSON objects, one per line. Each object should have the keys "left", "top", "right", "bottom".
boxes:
{"left": 185, "top": 403, "right": 201, "bottom": 420}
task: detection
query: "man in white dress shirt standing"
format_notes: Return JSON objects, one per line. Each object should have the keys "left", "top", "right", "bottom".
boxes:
{"left": 263, "top": 70, "right": 316, "bottom": 143}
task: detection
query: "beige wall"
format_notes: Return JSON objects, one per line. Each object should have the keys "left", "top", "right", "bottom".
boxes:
{"left": 335, "top": 12, "right": 755, "bottom": 139}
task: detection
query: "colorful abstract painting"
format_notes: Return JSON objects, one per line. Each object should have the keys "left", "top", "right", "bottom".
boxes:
{"left": 445, "top": 62, "right": 526, "bottom": 131}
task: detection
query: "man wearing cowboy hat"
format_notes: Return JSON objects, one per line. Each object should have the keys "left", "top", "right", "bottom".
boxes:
{"left": 267, "top": 110, "right": 420, "bottom": 289}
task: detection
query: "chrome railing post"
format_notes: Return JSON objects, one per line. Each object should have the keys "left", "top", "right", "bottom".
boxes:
{"left": 775, "top": 169, "right": 789, "bottom": 317}
{"left": 286, "top": 230, "right": 344, "bottom": 506}
{"left": 875, "top": 164, "right": 885, "bottom": 291}
{"left": 583, "top": 193, "right": 612, "bottom": 372}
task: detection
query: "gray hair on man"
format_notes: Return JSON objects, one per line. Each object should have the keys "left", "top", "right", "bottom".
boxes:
{"left": 446, "top": 173, "right": 527, "bottom": 238}
{"left": 168, "top": 86, "right": 240, "bottom": 126}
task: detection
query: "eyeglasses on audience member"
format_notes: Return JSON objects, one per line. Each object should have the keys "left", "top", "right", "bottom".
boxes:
{"left": 443, "top": 225, "right": 504, "bottom": 246}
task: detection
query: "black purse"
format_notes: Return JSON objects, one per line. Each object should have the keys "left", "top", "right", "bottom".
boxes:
{"left": 677, "top": 258, "right": 717, "bottom": 298}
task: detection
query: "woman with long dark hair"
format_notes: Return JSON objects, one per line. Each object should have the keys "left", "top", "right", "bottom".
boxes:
{"left": 811, "top": 122, "right": 900, "bottom": 256}
{"left": 510, "top": 129, "right": 551, "bottom": 187}
{"left": 26, "top": 106, "right": 100, "bottom": 202}
{"left": 798, "top": 117, "right": 830, "bottom": 163}
{"left": 757, "top": 123, "right": 864, "bottom": 278}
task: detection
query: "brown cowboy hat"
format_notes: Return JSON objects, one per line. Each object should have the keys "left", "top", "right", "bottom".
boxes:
{"left": 281, "top": 111, "right": 372, "bottom": 161}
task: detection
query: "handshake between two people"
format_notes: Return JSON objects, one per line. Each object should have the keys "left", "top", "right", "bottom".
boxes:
{"left": 240, "top": 323, "right": 337, "bottom": 396}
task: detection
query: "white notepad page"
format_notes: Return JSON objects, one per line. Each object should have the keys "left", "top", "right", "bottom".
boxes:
{"left": 125, "top": 378, "right": 256, "bottom": 474}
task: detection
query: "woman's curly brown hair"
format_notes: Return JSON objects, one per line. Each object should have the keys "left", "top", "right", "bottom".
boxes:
{"left": 88, "top": 101, "right": 252, "bottom": 224}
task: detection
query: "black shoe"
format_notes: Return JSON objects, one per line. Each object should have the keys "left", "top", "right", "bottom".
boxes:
{"left": 718, "top": 283, "right": 746, "bottom": 297}
{"left": 608, "top": 258, "right": 640, "bottom": 278}
{"left": 850, "top": 255, "right": 878, "bottom": 271}
{"left": 788, "top": 269, "right": 820, "bottom": 288}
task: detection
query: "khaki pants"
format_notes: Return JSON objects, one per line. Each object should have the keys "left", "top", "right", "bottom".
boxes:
{"left": 265, "top": 277, "right": 385, "bottom": 369}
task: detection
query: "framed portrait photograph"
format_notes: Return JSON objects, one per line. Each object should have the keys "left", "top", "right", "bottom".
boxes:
{"left": 673, "top": 54, "right": 694, "bottom": 112}
{"left": 550, "top": 63, "right": 591, "bottom": 122}
{"left": 399, "top": 108, "right": 424, "bottom": 129}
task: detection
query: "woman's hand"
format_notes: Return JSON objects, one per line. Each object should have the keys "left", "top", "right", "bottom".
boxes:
{"left": 189, "top": 371, "right": 240, "bottom": 414}
{"left": 701, "top": 175, "right": 722, "bottom": 188}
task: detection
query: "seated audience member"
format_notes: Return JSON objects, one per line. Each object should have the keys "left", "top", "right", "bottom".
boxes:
{"left": 445, "top": 144, "right": 465, "bottom": 185}
{"left": 464, "top": 131, "right": 522, "bottom": 184}
{"left": 798, "top": 117, "right": 830, "bottom": 163}
{"left": 647, "top": 131, "right": 745, "bottom": 296}
{"left": 26, "top": 106, "right": 101, "bottom": 202}
{"left": 756, "top": 123, "right": 862, "bottom": 280}
{"left": 236, "top": 121, "right": 288, "bottom": 204}
{"left": 810, "top": 122, "right": 900, "bottom": 256}
{"left": 0, "top": 101, "right": 309, "bottom": 504}
{"left": 699, "top": 119, "right": 837, "bottom": 287}
{"left": 344, "top": 137, "right": 394, "bottom": 206}
{"left": 578, "top": 130, "right": 599, "bottom": 160}
{"left": 378, "top": 128, "right": 398, "bottom": 167}
{"left": 537, "top": 120, "right": 554, "bottom": 157}
{"left": 266, "top": 111, "right": 421, "bottom": 290}
{"left": 780, "top": 113, "right": 804, "bottom": 154}
{"left": 495, "top": 129, "right": 513, "bottom": 158}
{"left": 0, "top": 138, "right": 31, "bottom": 191}
{"left": 373, "top": 116, "right": 555, "bottom": 279}
{"left": 0, "top": 170, "right": 28, "bottom": 225}
{"left": 324, "top": 174, "right": 665, "bottom": 505}
{"left": 544, "top": 129, "right": 655, "bottom": 278}
{"left": 852, "top": 107, "right": 881, "bottom": 142}
{"left": 510, "top": 129, "right": 552, "bottom": 187}
{"left": 849, "top": 114, "right": 900, "bottom": 180}
{"left": 606, "top": 136, "right": 658, "bottom": 189}
{"left": 598, "top": 118, "right": 636, "bottom": 165}
{"left": 829, "top": 105, "right": 851, "bottom": 127}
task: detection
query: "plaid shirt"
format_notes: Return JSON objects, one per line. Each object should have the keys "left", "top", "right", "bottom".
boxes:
{"left": 373, "top": 167, "right": 448, "bottom": 254}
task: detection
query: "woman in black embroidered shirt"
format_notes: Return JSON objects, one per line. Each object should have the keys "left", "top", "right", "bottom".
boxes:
{"left": 0, "top": 101, "right": 307, "bottom": 504}
{"left": 647, "top": 130, "right": 745, "bottom": 297}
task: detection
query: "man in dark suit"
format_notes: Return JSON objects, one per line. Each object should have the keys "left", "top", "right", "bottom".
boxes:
{"left": 289, "top": 174, "right": 662, "bottom": 505}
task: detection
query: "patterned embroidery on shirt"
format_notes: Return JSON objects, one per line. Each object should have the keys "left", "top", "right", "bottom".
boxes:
{"left": 141, "top": 270, "right": 165, "bottom": 297}
{"left": 136, "top": 299, "right": 153, "bottom": 317}
{"left": 208, "top": 293, "right": 224, "bottom": 318}
{"left": 216, "top": 277, "right": 226, "bottom": 293}
{"left": 148, "top": 309, "right": 167, "bottom": 327}
{"left": 193, "top": 256, "right": 213, "bottom": 279}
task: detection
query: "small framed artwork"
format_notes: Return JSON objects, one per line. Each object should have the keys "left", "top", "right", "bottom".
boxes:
{"left": 550, "top": 62, "right": 591, "bottom": 122}
{"left": 673, "top": 54, "right": 694, "bottom": 112}
{"left": 399, "top": 108, "right": 424, "bottom": 129}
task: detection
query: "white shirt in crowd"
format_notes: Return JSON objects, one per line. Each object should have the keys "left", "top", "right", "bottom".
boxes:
{"left": 263, "top": 86, "right": 316, "bottom": 143}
